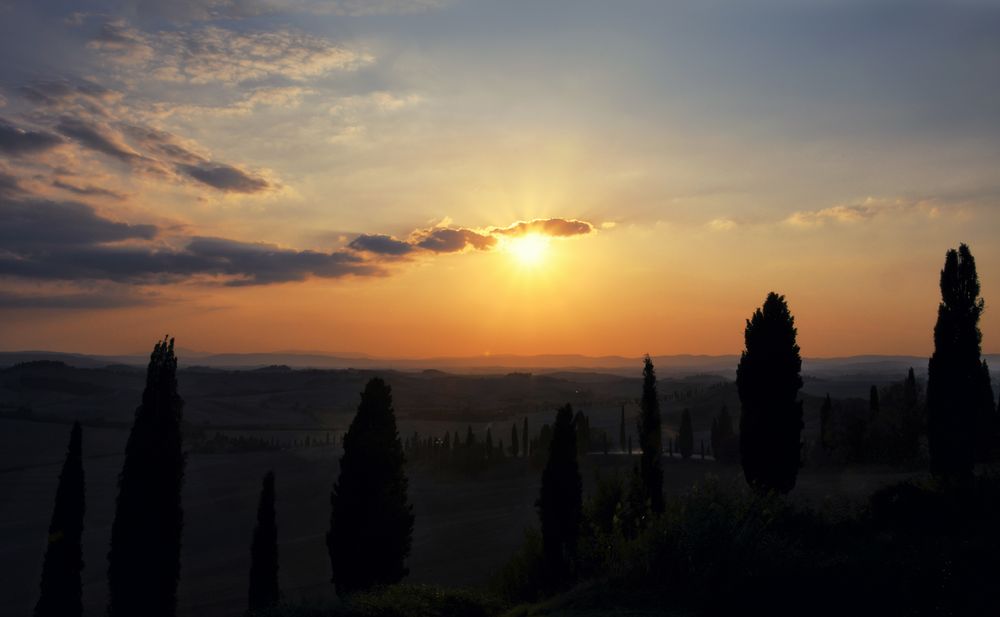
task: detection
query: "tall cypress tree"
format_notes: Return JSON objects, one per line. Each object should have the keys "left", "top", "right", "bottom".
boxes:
{"left": 35, "top": 422, "right": 85, "bottom": 617}
{"left": 975, "top": 360, "right": 997, "bottom": 461}
{"left": 522, "top": 417, "right": 529, "bottom": 457}
{"left": 536, "top": 404, "right": 582, "bottom": 588}
{"left": 637, "top": 355, "right": 664, "bottom": 512}
{"left": 678, "top": 409, "right": 694, "bottom": 460}
{"left": 928, "top": 244, "right": 985, "bottom": 477}
{"left": 327, "top": 378, "right": 413, "bottom": 595}
{"left": 737, "top": 293, "right": 804, "bottom": 494}
{"left": 108, "top": 337, "right": 185, "bottom": 617}
{"left": 619, "top": 405, "right": 626, "bottom": 453}
{"left": 511, "top": 422, "right": 520, "bottom": 457}
{"left": 249, "top": 471, "right": 279, "bottom": 612}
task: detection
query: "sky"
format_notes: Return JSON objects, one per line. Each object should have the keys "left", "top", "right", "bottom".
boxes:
{"left": 0, "top": 0, "right": 998, "bottom": 358}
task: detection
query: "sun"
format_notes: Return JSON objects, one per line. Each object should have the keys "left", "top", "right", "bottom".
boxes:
{"left": 506, "top": 234, "right": 550, "bottom": 267}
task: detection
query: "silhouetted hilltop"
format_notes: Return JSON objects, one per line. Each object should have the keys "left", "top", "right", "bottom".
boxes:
{"left": 3, "top": 350, "right": 996, "bottom": 378}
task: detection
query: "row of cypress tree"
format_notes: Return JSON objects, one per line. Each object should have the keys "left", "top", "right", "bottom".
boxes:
{"left": 31, "top": 243, "right": 995, "bottom": 614}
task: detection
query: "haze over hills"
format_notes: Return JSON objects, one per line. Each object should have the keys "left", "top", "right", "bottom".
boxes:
{"left": 2, "top": 349, "right": 998, "bottom": 380}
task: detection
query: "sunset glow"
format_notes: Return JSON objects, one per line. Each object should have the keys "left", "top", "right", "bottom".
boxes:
{"left": 0, "top": 2, "right": 997, "bottom": 358}
{"left": 506, "top": 234, "right": 550, "bottom": 268}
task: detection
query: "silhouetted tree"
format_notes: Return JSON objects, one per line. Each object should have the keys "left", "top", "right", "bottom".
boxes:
{"left": 710, "top": 405, "right": 737, "bottom": 464}
{"left": 466, "top": 425, "right": 476, "bottom": 449}
{"left": 619, "top": 405, "right": 626, "bottom": 453}
{"left": 618, "top": 464, "right": 647, "bottom": 540}
{"left": 928, "top": 245, "right": 986, "bottom": 478}
{"left": 108, "top": 338, "right": 185, "bottom": 617}
{"left": 249, "top": 471, "right": 279, "bottom": 612}
{"left": 869, "top": 385, "right": 880, "bottom": 419}
{"left": 975, "top": 360, "right": 998, "bottom": 461}
{"left": 536, "top": 404, "right": 582, "bottom": 588}
{"left": 486, "top": 427, "right": 494, "bottom": 459}
{"left": 678, "top": 408, "right": 694, "bottom": 460}
{"left": 522, "top": 417, "right": 529, "bottom": 457}
{"left": 511, "top": 422, "right": 520, "bottom": 457}
{"left": 35, "top": 422, "right": 85, "bottom": 617}
{"left": 737, "top": 293, "right": 804, "bottom": 494}
{"left": 637, "top": 355, "right": 664, "bottom": 512}
{"left": 327, "top": 378, "right": 413, "bottom": 595}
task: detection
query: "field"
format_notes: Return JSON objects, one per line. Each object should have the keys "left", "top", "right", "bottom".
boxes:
{"left": 1, "top": 414, "right": 923, "bottom": 617}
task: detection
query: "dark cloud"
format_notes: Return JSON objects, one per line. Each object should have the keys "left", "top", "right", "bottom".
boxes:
{"left": 0, "top": 169, "right": 24, "bottom": 197}
{"left": 52, "top": 180, "right": 127, "bottom": 200}
{"left": 0, "top": 197, "right": 156, "bottom": 251}
{"left": 0, "top": 117, "right": 63, "bottom": 155}
{"left": 494, "top": 218, "right": 594, "bottom": 237}
{"left": 176, "top": 162, "right": 270, "bottom": 193}
{"left": 0, "top": 190, "right": 380, "bottom": 285}
{"left": 415, "top": 227, "right": 496, "bottom": 253}
{"left": 55, "top": 116, "right": 143, "bottom": 164}
{"left": 19, "top": 79, "right": 116, "bottom": 108}
{"left": 8, "top": 84, "right": 273, "bottom": 194}
{"left": 348, "top": 234, "right": 414, "bottom": 255}
{"left": 0, "top": 289, "right": 154, "bottom": 309}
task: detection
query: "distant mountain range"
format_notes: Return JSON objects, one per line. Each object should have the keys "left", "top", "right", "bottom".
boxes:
{"left": 2, "top": 349, "right": 998, "bottom": 380}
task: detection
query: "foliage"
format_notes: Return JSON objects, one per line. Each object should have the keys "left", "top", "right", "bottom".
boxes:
{"left": 34, "top": 422, "right": 85, "bottom": 617}
{"left": 251, "top": 584, "right": 501, "bottom": 617}
{"left": 737, "top": 292, "right": 803, "bottom": 493}
{"left": 108, "top": 337, "right": 185, "bottom": 617}
{"left": 327, "top": 378, "right": 414, "bottom": 596}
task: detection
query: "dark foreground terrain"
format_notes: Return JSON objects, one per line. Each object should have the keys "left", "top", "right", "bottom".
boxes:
{"left": 2, "top": 415, "right": 919, "bottom": 617}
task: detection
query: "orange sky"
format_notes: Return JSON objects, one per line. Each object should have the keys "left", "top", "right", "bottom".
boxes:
{"left": 1, "top": 2, "right": 999, "bottom": 357}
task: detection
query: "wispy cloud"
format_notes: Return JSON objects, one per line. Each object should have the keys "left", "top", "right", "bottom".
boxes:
{"left": 784, "top": 197, "right": 942, "bottom": 228}
{"left": 89, "top": 20, "right": 371, "bottom": 85}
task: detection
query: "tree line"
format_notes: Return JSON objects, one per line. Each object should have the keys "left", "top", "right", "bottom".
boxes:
{"left": 30, "top": 243, "right": 998, "bottom": 615}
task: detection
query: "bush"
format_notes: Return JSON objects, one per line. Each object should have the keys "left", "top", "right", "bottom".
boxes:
{"left": 493, "top": 528, "right": 547, "bottom": 605}
{"left": 250, "top": 584, "right": 500, "bottom": 617}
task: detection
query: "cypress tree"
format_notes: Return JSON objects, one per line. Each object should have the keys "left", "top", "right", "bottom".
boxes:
{"left": 327, "top": 378, "right": 413, "bottom": 595}
{"left": 975, "top": 360, "right": 997, "bottom": 461}
{"left": 637, "top": 355, "right": 664, "bottom": 512}
{"left": 249, "top": 471, "right": 279, "bottom": 612}
{"left": 108, "top": 337, "right": 185, "bottom": 617}
{"left": 35, "top": 422, "right": 85, "bottom": 617}
{"left": 737, "top": 293, "right": 804, "bottom": 494}
{"left": 713, "top": 405, "right": 736, "bottom": 464}
{"left": 522, "top": 417, "right": 529, "bottom": 457}
{"left": 678, "top": 408, "right": 694, "bottom": 460}
{"left": 511, "top": 422, "right": 520, "bottom": 457}
{"left": 928, "top": 244, "right": 985, "bottom": 477}
{"left": 619, "top": 405, "right": 626, "bottom": 453}
{"left": 536, "top": 404, "right": 582, "bottom": 588}
{"left": 820, "top": 394, "right": 833, "bottom": 453}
